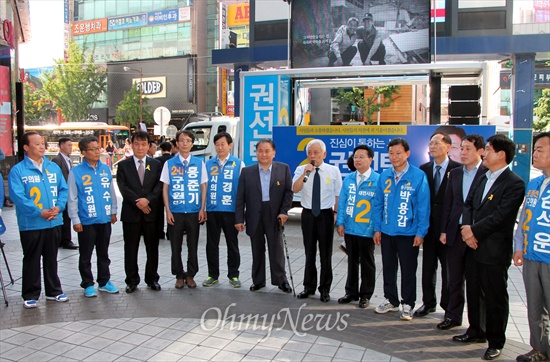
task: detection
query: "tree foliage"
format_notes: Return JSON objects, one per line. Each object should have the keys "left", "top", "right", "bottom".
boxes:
{"left": 42, "top": 41, "right": 107, "bottom": 122}
{"left": 336, "top": 86, "right": 401, "bottom": 124}
{"left": 23, "top": 83, "right": 52, "bottom": 125}
{"left": 534, "top": 88, "right": 550, "bottom": 132}
{"left": 113, "top": 85, "right": 153, "bottom": 127}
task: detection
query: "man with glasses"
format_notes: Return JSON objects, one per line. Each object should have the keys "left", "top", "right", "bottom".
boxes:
{"left": 415, "top": 133, "right": 461, "bottom": 318}
{"left": 67, "top": 136, "right": 118, "bottom": 297}
{"left": 161, "top": 130, "right": 207, "bottom": 289}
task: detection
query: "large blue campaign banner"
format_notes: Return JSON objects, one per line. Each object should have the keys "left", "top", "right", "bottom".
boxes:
{"left": 242, "top": 74, "right": 291, "bottom": 166}
{"left": 273, "top": 125, "right": 497, "bottom": 178}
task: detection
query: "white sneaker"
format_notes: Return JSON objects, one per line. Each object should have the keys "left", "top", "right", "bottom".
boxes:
{"left": 374, "top": 299, "right": 399, "bottom": 314}
{"left": 400, "top": 304, "right": 413, "bottom": 321}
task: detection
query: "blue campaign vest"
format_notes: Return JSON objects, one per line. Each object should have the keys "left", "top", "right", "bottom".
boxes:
{"left": 8, "top": 155, "right": 68, "bottom": 231}
{"left": 71, "top": 159, "right": 114, "bottom": 225}
{"left": 336, "top": 171, "right": 379, "bottom": 237}
{"left": 521, "top": 176, "right": 550, "bottom": 264}
{"left": 206, "top": 155, "right": 241, "bottom": 212}
{"left": 166, "top": 155, "right": 204, "bottom": 213}
{"left": 373, "top": 165, "right": 430, "bottom": 237}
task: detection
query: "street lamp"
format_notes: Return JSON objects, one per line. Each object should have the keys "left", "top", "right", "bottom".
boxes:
{"left": 123, "top": 66, "right": 143, "bottom": 124}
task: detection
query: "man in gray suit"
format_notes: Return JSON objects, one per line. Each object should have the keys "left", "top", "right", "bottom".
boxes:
{"left": 52, "top": 137, "right": 78, "bottom": 250}
{"left": 235, "top": 139, "right": 293, "bottom": 293}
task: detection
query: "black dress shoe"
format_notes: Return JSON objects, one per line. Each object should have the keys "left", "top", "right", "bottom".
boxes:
{"left": 249, "top": 283, "right": 265, "bottom": 291}
{"left": 437, "top": 318, "right": 462, "bottom": 330}
{"left": 125, "top": 284, "right": 137, "bottom": 293}
{"left": 452, "top": 334, "right": 487, "bottom": 343}
{"left": 320, "top": 292, "right": 330, "bottom": 302}
{"left": 338, "top": 294, "right": 359, "bottom": 304}
{"left": 358, "top": 298, "right": 369, "bottom": 309}
{"left": 413, "top": 304, "right": 436, "bottom": 317}
{"left": 62, "top": 241, "right": 79, "bottom": 250}
{"left": 297, "top": 290, "right": 315, "bottom": 299}
{"left": 278, "top": 282, "right": 292, "bottom": 293}
{"left": 483, "top": 348, "right": 501, "bottom": 360}
{"left": 148, "top": 282, "right": 161, "bottom": 291}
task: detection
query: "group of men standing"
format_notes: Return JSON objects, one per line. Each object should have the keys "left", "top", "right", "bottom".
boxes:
{"left": 6, "top": 127, "right": 550, "bottom": 362}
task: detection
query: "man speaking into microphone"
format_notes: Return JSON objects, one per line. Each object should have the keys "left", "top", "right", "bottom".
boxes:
{"left": 292, "top": 139, "right": 342, "bottom": 302}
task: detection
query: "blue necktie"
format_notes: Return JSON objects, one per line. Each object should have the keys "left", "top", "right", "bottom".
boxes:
{"left": 312, "top": 168, "right": 321, "bottom": 217}
{"left": 434, "top": 165, "right": 442, "bottom": 194}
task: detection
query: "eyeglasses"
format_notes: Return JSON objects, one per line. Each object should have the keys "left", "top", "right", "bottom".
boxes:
{"left": 86, "top": 148, "right": 101, "bottom": 152}
{"left": 428, "top": 142, "right": 443, "bottom": 147}
{"left": 178, "top": 139, "right": 193, "bottom": 144}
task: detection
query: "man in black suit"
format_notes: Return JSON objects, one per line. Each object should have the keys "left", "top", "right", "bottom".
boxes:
{"left": 116, "top": 131, "right": 163, "bottom": 293}
{"left": 415, "top": 132, "right": 461, "bottom": 317}
{"left": 456, "top": 134, "right": 525, "bottom": 360}
{"left": 51, "top": 137, "right": 78, "bottom": 250}
{"left": 235, "top": 139, "right": 293, "bottom": 293}
{"left": 154, "top": 142, "right": 173, "bottom": 240}
{"left": 439, "top": 134, "right": 486, "bottom": 330}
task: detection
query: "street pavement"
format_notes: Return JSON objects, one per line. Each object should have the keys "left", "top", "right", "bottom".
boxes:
{"left": 0, "top": 183, "right": 532, "bottom": 361}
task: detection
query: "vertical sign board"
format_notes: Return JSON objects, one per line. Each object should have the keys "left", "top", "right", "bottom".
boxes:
{"left": 273, "top": 125, "right": 497, "bottom": 178}
{"left": 0, "top": 66, "right": 11, "bottom": 156}
{"left": 242, "top": 75, "right": 291, "bottom": 166}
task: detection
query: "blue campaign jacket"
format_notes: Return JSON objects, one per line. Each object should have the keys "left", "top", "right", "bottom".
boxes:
{"left": 336, "top": 170, "right": 379, "bottom": 238}
{"left": 206, "top": 155, "right": 242, "bottom": 212}
{"left": 520, "top": 176, "right": 550, "bottom": 264}
{"left": 71, "top": 159, "right": 114, "bottom": 225}
{"left": 166, "top": 155, "right": 204, "bottom": 213}
{"left": 372, "top": 164, "right": 430, "bottom": 237}
{"left": 8, "top": 155, "right": 68, "bottom": 231}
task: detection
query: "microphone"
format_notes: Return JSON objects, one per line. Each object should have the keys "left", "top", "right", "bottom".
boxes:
{"left": 303, "top": 161, "right": 315, "bottom": 183}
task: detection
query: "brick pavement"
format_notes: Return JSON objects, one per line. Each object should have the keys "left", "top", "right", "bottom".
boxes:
{"left": 0, "top": 188, "right": 531, "bottom": 361}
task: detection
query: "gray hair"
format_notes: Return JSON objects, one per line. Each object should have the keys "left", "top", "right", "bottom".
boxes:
{"left": 306, "top": 139, "right": 326, "bottom": 153}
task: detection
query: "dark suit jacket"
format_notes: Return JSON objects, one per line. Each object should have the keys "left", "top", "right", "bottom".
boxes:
{"left": 420, "top": 158, "right": 462, "bottom": 237}
{"left": 154, "top": 153, "right": 172, "bottom": 167}
{"left": 116, "top": 157, "right": 163, "bottom": 223}
{"left": 440, "top": 164, "right": 487, "bottom": 246}
{"left": 462, "top": 167, "right": 525, "bottom": 266}
{"left": 51, "top": 153, "right": 70, "bottom": 181}
{"left": 235, "top": 161, "right": 293, "bottom": 237}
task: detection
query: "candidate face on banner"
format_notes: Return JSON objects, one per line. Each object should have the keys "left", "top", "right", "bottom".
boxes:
{"left": 291, "top": 0, "right": 430, "bottom": 68}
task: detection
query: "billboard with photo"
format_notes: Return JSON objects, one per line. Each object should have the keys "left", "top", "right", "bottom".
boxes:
{"left": 291, "top": 0, "right": 430, "bottom": 68}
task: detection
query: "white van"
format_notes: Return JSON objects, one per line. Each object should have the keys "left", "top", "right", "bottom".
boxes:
{"left": 183, "top": 116, "right": 240, "bottom": 162}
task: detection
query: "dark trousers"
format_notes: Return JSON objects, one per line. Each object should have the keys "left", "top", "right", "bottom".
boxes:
{"left": 465, "top": 251, "right": 509, "bottom": 349}
{"left": 357, "top": 41, "right": 386, "bottom": 64}
{"left": 445, "top": 232, "right": 467, "bottom": 323}
{"left": 464, "top": 248, "right": 486, "bottom": 339}
{"left": 61, "top": 209, "right": 72, "bottom": 245}
{"left": 206, "top": 211, "right": 240, "bottom": 280}
{"left": 301, "top": 208, "right": 334, "bottom": 293}
{"left": 250, "top": 202, "right": 286, "bottom": 286}
{"left": 20, "top": 227, "right": 63, "bottom": 300}
{"left": 122, "top": 221, "right": 159, "bottom": 286}
{"left": 328, "top": 46, "right": 358, "bottom": 66}
{"left": 380, "top": 233, "right": 419, "bottom": 308}
{"left": 78, "top": 223, "right": 112, "bottom": 288}
{"left": 421, "top": 231, "right": 448, "bottom": 310}
{"left": 344, "top": 234, "right": 375, "bottom": 299}
{"left": 170, "top": 212, "right": 200, "bottom": 279}
{"left": 156, "top": 201, "right": 166, "bottom": 239}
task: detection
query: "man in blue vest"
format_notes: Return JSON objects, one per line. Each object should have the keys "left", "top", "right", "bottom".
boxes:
{"left": 336, "top": 145, "right": 379, "bottom": 308}
{"left": 372, "top": 138, "right": 430, "bottom": 321}
{"left": 8, "top": 131, "right": 69, "bottom": 308}
{"left": 514, "top": 132, "right": 550, "bottom": 362}
{"left": 67, "top": 136, "right": 118, "bottom": 298}
{"left": 203, "top": 132, "right": 243, "bottom": 288}
{"left": 161, "top": 130, "right": 207, "bottom": 289}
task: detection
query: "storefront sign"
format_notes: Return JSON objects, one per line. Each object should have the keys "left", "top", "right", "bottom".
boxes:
{"left": 72, "top": 18, "right": 108, "bottom": 35}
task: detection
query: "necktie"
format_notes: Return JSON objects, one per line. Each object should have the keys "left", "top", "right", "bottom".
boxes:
{"left": 434, "top": 165, "right": 442, "bottom": 194}
{"left": 312, "top": 167, "right": 321, "bottom": 217}
{"left": 183, "top": 159, "right": 188, "bottom": 168}
{"left": 138, "top": 159, "right": 145, "bottom": 185}
{"left": 358, "top": 174, "right": 366, "bottom": 187}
